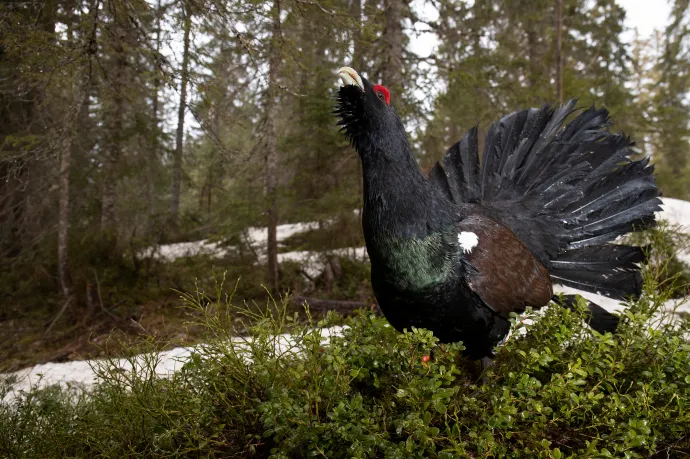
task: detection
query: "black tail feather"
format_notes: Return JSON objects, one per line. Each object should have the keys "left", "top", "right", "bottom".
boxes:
{"left": 551, "top": 245, "right": 648, "bottom": 270}
{"left": 431, "top": 99, "right": 661, "bottom": 302}
{"left": 442, "top": 127, "right": 480, "bottom": 203}
{"left": 550, "top": 270, "right": 643, "bottom": 300}
{"left": 553, "top": 294, "right": 620, "bottom": 334}
{"left": 550, "top": 245, "right": 649, "bottom": 300}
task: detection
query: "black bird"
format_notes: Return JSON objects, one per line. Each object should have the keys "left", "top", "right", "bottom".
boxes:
{"left": 335, "top": 67, "right": 662, "bottom": 367}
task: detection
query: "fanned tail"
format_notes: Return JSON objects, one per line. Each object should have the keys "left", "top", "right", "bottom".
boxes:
{"left": 434, "top": 127, "right": 480, "bottom": 203}
{"left": 430, "top": 99, "right": 662, "bottom": 300}
{"left": 550, "top": 245, "right": 648, "bottom": 299}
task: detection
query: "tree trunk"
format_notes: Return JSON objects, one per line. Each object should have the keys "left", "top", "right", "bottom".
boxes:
{"left": 382, "top": 0, "right": 404, "bottom": 95}
{"left": 0, "top": 0, "right": 58, "bottom": 258}
{"left": 208, "top": 105, "right": 219, "bottom": 215}
{"left": 170, "top": 0, "right": 192, "bottom": 223}
{"left": 527, "top": 28, "right": 538, "bottom": 90}
{"left": 58, "top": 2, "right": 91, "bottom": 298}
{"left": 57, "top": 136, "right": 72, "bottom": 297}
{"left": 148, "top": 0, "right": 163, "bottom": 236}
{"left": 199, "top": 105, "right": 219, "bottom": 214}
{"left": 351, "top": 0, "right": 363, "bottom": 69}
{"left": 101, "top": 38, "right": 125, "bottom": 238}
{"left": 555, "top": 0, "right": 564, "bottom": 103}
{"left": 58, "top": 83, "right": 89, "bottom": 298}
{"left": 206, "top": 145, "right": 214, "bottom": 216}
{"left": 351, "top": 0, "right": 364, "bottom": 206}
{"left": 264, "top": 0, "right": 282, "bottom": 295}
{"left": 207, "top": 168, "right": 212, "bottom": 214}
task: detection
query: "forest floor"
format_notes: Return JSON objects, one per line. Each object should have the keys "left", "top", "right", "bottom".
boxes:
{"left": 0, "top": 294, "right": 206, "bottom": 373}
{"left": 0, "top": 218, "right": 370, "bottom": 372}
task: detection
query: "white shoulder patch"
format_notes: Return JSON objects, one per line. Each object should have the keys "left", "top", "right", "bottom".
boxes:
{"left": 458, "top": 231, "right": 479, "bottom": 253}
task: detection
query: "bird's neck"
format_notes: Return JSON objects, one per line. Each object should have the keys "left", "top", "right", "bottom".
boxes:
{"left": 361, "top": 150, "right": 432, "bottom": 236}
{"left": 360, "top": 147, "right": 454, "bottom": 236}
{"left": 360, "top": 148, "right": 459, "bottom": 292}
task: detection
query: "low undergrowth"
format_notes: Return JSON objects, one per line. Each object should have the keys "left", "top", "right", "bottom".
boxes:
{"left": 2, "top": 275, "right": 690, "bottom": 457}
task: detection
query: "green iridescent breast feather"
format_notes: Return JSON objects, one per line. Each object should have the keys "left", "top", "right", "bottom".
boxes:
{"left": 368, "top": 229, "right": 459, "bottom": 292}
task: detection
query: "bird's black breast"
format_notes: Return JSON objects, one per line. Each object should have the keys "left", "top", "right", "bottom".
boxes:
{"left": 370, "top": 261, "right": 511, "bottom": 359}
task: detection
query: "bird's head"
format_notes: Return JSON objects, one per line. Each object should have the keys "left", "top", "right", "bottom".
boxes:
{"left": 335, "top": 66, "right": 408, "bottom": 161}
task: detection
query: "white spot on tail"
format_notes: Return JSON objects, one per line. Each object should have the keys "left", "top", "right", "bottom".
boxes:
{"left": 458, "top": 231, "right": 479, "bottom": 253}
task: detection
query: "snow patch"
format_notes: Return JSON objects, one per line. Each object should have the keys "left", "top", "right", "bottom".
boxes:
{"left": 270, "top": 247, "right": 369, "bottom": 279}
{"left": 553, "top": 285, "right": 690, "bottom": 315}
{"left": 658, "top": 197, "right": 690, "bottom": 230}
{"left": 242, "top": 221, "right": 322, "bottom": 253}
{"left": 657, "top": 197, "right": 690, "bottom": 265}
{"left": 2, "top": 346, "right": 195, "bottom": 402}
{"left": 141, "top": 221, "right": 322, "bottom": 262}
{"left": 2, "top": 327, "right": 347, "bottom": 403}
{"left": 140, "top": 240, "right": 230, "bottom": 262}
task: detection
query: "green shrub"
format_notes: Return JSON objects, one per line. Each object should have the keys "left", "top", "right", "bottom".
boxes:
{"left": 628, "top": 221, "right": 690, "bottom": 299}
{"left": 2, "top": 275, "right": 689, "bottom": 458}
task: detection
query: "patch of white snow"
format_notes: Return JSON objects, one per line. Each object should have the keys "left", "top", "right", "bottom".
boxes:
{"left": 2, "top": 326, "right": 348, "bottom": 403}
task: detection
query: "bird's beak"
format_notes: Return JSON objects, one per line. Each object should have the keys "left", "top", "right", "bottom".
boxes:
{"left": 338, "top": 66, "right": 364, "bottom": 90}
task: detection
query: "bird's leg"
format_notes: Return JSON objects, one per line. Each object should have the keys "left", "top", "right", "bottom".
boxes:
{"left": 466, "top": 357, "right": 494, "bottom": 396}
{"left": 479, "top": 357, "right": 494, "bottom": 386}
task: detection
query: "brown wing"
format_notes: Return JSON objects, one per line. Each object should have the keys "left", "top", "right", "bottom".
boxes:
{"left": 458, "top": 214, "right": 552, "bottom": 317}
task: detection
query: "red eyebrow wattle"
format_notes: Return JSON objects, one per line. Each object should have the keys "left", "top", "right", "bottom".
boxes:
{"left": 372, "top": 84, "right": 391, "bottom": 106}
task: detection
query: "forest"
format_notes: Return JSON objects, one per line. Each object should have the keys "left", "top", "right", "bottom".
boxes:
{"left": 1, "top": 0, "right": 690, "bottom": 369}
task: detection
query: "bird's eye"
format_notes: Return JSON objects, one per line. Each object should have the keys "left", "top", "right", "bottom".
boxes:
{"left": 372, "top": 84, "right": 391, "bottom": 106}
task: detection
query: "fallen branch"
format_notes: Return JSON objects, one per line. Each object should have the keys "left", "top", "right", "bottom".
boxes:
{"left": 43, "top": 295, "right": 73, "bottom": 338}
{"left": 129, "top": 317, "right": 151, "bottom": 335}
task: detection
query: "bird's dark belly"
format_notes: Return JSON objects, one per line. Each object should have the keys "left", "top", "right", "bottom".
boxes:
{"left": 372, "top": 276, "right": 510, "bottom": 359}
